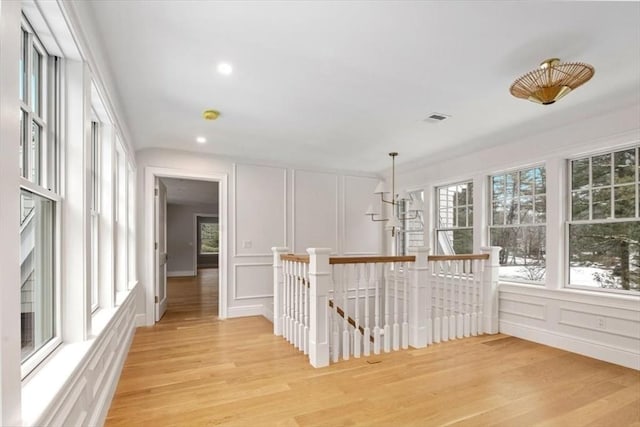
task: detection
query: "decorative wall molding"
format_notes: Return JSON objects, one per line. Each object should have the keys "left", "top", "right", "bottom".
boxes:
{"left": 499, "top": 296, "right": 547, "bottom": 321}
{"left": 291, "top": 169, "right": 339, "bottom": 254}
{"left": 233, "top": 164, "right": 287, "bottom": 258}
{"left": 233, "top": 263, "right": 274, "bottom": 301}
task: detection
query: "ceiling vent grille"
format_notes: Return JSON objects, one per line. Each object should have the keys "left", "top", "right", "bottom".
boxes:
{"left": 424, "top": 113, "right": 451, "bottom": 123}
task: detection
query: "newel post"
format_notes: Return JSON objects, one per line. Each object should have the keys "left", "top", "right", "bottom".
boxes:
{"left": 409, "top": 246, "right": 430, "bottom": 348}
{"left": 272, "top": 247, "right": 289, "bottom": 336}
{"left": 307, "top": 248, "right": 332, "bottom": 368}
{"left": 481, "top": 246, "right": 501, "bottom": 334}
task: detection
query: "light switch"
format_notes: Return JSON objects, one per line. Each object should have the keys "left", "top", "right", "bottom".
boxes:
{"left": 242, "top": 240, "right": 252, "bottom": 249}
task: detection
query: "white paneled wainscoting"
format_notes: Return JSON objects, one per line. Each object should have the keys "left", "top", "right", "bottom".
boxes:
{"left": 21, "top": 285, "right": 138, "bottom": 427}
{"left": 499, "top": 284, "right": 640, "bottom": 370}
{"left": 272, "top": 246, "right": 501, "bottom": 367}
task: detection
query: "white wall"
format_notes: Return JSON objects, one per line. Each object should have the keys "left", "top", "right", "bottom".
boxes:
{"left": 394, "top": 103, "right": 640, "bottom": 369}
{"left": 136, "top": 149, "right": 383, "bottom": 322}
{"left": 166, "top": 203, "right": 217, "bottom": 276}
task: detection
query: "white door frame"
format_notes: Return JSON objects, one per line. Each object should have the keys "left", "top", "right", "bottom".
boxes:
{"left": 145, "top": 166, "right": 228, "bottom": 325}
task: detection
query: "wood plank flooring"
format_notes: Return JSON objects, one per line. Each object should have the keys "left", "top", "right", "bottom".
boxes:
{"left": 105, "top": 269, "right": 640, "bottom": 426}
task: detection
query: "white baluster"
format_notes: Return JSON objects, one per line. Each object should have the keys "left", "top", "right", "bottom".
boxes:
{"left": 283, "top": 260, "right": 290, "bottom": 341}
{"left": 353, "top": 264, "right": 361, "bottom": 358}
{"left": 392, "top": 262, "right": 400, "bottom": 351}
{"left": 383, "top": 263, "right": 391, "bottom": 352}
{"left": 471, "top": 258, "right": 479, "bottom": 336}
{"left": 463, "top": 259, "right": 471, "bottom": 338}
{"left": 332, "top": 265, "right": 340, "bottom": 363}
{"left": 442, "top": 260, "right": 450, "bottom": 342}
{"left": 373, "top": 263, "right": 381, "bottom": 354}
{"left": 363, "top": 263, "right": 372, "bottom": 356}
{"left": 342, "top": 264, "right": 350, "bottom": 360}
{"left": 456, "top": 260, "right": 464, "bottom": 339}
{"left": 303, "top": 262, "right": 309, "bottom": 355}
{"left": 294, "top": 261, "right": 300, "bottom": 348}
{"left": 402, "top": 261, "right": 409, "bottom": 349}
{"left": 433, "top": 261, "right": 441, "bottom": 344}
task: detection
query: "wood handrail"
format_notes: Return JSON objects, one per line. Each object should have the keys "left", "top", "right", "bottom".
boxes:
{"left": 280, "top": 254, "right": 310, "bottom": 263}
{"left": 330, "top": 256, "right": 416, "bottom": 264}
{"left": 328, "top": 300, "right": 374, "bottom": 343}
{"left": 428, "top": 254, "right": 489, "bottom": 261}
{"left": 281, "top": 253, "right": 489, "bottom": 264}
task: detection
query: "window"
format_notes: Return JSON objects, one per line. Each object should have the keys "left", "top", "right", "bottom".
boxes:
{"left": 199, "top": 222, "right": 219, "bottom": 254}
{"left": 90, "top": 121, "right": 100, "bottom": 311}
{"left": 489, "top": 166, "right": 546, "bottom": 283}
{"left": 568, "top": 147, "right": 639, "bottom": 292}
{"left": 19, "top": 19, "right": 60, "bottom": 367}
{"left": 436, "top": 181, "right": 473, "bottom": 254}
{"left": 398, "top": 190, "right": 424, "bottom": 255}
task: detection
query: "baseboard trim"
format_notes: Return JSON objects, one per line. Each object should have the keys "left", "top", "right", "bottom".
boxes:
{"left": 167, "top": 270, "right": 195, "bottom": 277}
{"left": 227, "top": 305, "right": 265, "bottom": 318}
{"left": 134, "top": 313, "right": 147, "bottom": 327}
{"left": 500, "top": 319, "right": 640, "bottom": 370}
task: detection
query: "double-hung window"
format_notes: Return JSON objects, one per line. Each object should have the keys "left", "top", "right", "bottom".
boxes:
{"left": 19, "top": 19, "right": 60, "bottom": 370}
{"left": 489, "top": 166, "right": 546, "bottom": 283}
{"left": 568, "top": 147, "right": 639, "bottom": 292}
{"left": 436, "top": 181, "right": 473, "bottom": 254}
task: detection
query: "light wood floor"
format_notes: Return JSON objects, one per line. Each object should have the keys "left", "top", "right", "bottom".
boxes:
{"left": 105, "top": 270, "right": 640, "bottom": 426}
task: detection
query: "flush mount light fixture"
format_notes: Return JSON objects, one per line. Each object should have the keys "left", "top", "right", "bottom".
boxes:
{"left": 510, "top": 58, "right": 595, "bottom": 105}
{"left": 217, "top": 62, "right": 233, "bottom": 75}
{"left": 196, "top": 136, "right": 206, "bottom": 144}
{"left": 202, "top": 109, "right": 220, "bottom": 120}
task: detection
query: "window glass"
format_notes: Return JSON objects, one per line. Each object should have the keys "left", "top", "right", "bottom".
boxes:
{"left": 436, "top": 181, "right": 473, "bottom": 254}
{"left": 200, "top": 223, "right": 219, "bottom": 254}
{"left": 490, "top": 166, "right": 546, "bottom": 283}
{"left": 20, "top": 190, "right": 55, "bottom": 362}
{"left": 569, "top": 147, "right": 639, "bottom": 292}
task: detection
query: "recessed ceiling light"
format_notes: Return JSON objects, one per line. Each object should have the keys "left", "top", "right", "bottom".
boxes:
{"left": 217, "top": 62, "right": 233, "bottom": 75}
{"left": 196, "top": 136, "right": 206, "bottom": 144}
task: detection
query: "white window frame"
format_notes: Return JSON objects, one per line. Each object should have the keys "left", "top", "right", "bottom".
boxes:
{"left": 435, "top": 180, "right": 473, "bottom": 255}
{"left": 90, "top": 119, "right": 100, "bottom": 312}
{"left": 488, "top": 164, "right": 547, "bottom": 285}
{"left": 19, "top": 15, "right": 61, "bottom": 377}
{"left": 566, "top": 145, "right": 640, "bottom": 294}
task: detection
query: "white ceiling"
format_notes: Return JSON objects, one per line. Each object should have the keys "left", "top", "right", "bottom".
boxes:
{"left": 85, "top": 1, "right": 640, "bottom": 173}
{"left": 161, "top": 178, "right": 219, "bottom": 206}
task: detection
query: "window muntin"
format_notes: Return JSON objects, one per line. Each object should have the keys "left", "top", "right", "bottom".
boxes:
{"left": 568, "top": 147, "right": 639, "bottom": 292}
{"left": 436, "top": 181, "right": 473, "bottom": 254}
{"left": 489, "top": 166, "right": 546, "bottom": 283}
{"left": 199, "top": 223, "right": 219, "bottom": 254}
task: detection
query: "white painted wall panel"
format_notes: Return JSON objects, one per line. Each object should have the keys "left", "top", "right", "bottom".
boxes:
{"left": 294, "top": 170, "right": 338, "bottom": 253}
{"left": 234, "top": 263, "right": 273, "bottom": 300}
{"left": 343, "top": 175, "right": 381, "bottom": 255}
{"left": 235, "top": 164, "right": 286, "bottom": 256}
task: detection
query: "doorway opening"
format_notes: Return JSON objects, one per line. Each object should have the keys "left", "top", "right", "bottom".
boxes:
{"left": 145, "top": 167, "right": 228, "bottom": 325}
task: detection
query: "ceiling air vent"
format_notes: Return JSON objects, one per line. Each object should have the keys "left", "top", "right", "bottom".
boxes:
{"left": 424, "top": 113, "right": 451, "bottom": 123}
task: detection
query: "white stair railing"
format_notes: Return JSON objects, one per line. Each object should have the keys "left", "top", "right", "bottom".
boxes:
{"left": 272, "top": 246, "right": 500, "bottom": 368}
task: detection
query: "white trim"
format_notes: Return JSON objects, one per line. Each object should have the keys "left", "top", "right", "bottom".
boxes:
{"left": 134, "top": 313, "right": 146, "bottom": 328}
{"left": 500, "top": 319, "right": 640, "bottom": 370}
{"left": 227, "top": 304, "right": 268, "bottom": 319}
{"left": 145, "top": 166, "right": 228, "bottom": 324}
{"left": 167, "top": 270, "right": 196, "bottom": 278}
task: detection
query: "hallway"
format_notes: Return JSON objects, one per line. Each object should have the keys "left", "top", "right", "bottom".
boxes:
{"left": 105, "top": 271, "right": 640, "bottom": 426}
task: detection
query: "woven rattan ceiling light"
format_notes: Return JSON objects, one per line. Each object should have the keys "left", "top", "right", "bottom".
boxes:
{"left": 510, "top": 58, "right": 595, "bottom": 105}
